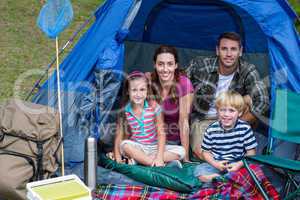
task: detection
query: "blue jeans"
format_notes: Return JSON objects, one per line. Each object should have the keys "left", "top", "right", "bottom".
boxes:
{"left": 193, "top": 163, "right": 221, "bottom": 177}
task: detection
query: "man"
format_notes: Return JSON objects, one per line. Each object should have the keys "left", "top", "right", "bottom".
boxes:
{"left": 185, "top": 32, "right": 269, "bottom": 160}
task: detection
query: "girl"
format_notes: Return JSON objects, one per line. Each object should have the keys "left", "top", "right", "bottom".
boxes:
{"left": 113, "top": 71, "right": 185, "bottom": 166}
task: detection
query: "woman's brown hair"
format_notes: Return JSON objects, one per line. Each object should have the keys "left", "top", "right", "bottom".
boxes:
{"left": 151, "top": 45, "right": 181, "bottom": 103}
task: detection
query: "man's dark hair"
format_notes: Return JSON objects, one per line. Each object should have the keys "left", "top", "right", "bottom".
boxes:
{"left": 217, "top": 32, "right": 242, "bottom": 47}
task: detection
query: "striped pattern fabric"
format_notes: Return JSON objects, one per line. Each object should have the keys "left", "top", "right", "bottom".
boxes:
{"left": 125, "top": 101, "right": 161, "bottom": 145}
{"left": 202, "top": 119, "right": 257, "bottom": 162}
{"left": 93, "top": 164, "right": 279, "bottom": 200}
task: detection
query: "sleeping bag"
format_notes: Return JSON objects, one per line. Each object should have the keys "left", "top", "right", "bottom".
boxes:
{"left": 99, "top": 154, "right": 202, "bottom": 193}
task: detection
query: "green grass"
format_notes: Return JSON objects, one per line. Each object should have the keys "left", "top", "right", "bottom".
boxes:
{"left": 0, "top": 0, "right": 101, "bottom": 102}
{"left": 289, "top": 0, "right": 300, "bottom": 30}
{"left": 0, "top": 0, "right": 299, "bottom": 102}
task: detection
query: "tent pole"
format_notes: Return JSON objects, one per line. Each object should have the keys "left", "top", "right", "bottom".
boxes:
{"left": 55, "top": 37, "right": 65, "bottom": 176}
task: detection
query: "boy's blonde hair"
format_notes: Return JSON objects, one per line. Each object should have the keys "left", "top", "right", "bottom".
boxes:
{"left": 215, "top": 91, "right": 245, "bottom": 113}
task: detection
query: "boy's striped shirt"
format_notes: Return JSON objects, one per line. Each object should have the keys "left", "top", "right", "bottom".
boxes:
{"left": 202, "top": 119, "right": 257, "bottom": 162}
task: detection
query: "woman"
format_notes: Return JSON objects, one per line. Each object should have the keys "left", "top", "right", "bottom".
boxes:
{"left": 150, "top": 45, "right": 194, "bottom": 162}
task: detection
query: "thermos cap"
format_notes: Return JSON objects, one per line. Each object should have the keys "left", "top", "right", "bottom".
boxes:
{"left": 86, "top": 137, "right": 97, "bottom": 152}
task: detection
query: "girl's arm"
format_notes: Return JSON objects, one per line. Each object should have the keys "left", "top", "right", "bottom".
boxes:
{"left": 179, "top": 93, "right": 194, "bottom": 162}
{"left": 113, "top": 117, "right": 125, "bottom": 163}
{"left": 153, "top": 111, "right": 166, "bottom": 166}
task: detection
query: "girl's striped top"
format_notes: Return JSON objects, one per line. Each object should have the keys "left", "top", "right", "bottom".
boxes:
{"left": 125, "top": 101, "right": 161, "bottom": 145}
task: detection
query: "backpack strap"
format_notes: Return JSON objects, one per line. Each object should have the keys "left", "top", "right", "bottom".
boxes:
{"left": 36, "top": 141, "right": 44, "bottom": 180}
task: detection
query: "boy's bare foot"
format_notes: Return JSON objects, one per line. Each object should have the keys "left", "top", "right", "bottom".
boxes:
{"left": 198, "top": 173, "right": 220, "bottom": 182}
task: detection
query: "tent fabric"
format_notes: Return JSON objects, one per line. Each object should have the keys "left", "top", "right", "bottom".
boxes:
{"left": 33, "top": 0, "right": 300, "bottom": 177}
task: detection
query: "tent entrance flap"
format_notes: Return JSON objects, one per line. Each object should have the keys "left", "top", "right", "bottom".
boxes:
{"left": 127, "top": 0, "right": 268, "bottom": 53}
{"left": 143, "top": 0, "right": 244, "bottom": 50}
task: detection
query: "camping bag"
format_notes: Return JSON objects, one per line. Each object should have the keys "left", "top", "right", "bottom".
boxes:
{"left": 0, "top": 99, "right": 61, "bottom": 200}
{"left": 99, "top": 154, "right": 202, "bottom": 193}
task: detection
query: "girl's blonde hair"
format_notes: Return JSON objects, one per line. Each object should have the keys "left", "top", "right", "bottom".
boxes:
{"left": 215, "top": 91, "right": 245, "bottom": 113}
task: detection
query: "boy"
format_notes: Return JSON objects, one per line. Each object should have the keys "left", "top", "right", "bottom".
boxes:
{"left": 194, "top": 91, "right": 257, "bottom": 183}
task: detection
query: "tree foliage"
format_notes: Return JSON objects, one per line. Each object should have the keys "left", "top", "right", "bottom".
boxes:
{"left": 289, "top": 0, "right": 300, "bottom": 32}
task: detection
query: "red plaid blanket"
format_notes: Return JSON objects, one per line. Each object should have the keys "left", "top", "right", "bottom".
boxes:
{"left": 93, "top": 164, "right": 280, "bottom": 200}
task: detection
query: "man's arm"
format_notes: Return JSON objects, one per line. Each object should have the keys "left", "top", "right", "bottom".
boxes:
{"left": 240, "top": 95, "right": 257, "bottom": 125}
{"left": 243, "top": 65, "right": 269, "bottom": 123}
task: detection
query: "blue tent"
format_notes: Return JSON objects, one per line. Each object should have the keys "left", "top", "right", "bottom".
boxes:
{"left": 33, "top": 0, "right": 300, "bottom": 178}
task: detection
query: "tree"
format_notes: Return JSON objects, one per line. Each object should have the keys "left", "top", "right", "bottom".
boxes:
{"left": 289, "top": 0, "right": 300, "bottom": 32}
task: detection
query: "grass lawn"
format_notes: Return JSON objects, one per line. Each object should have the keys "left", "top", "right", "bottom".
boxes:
{"left": 0, "top": 0, "right": 299, "bottom": 102}
{"left": 0, "top": 0, "right": 101, "bottom": 102}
